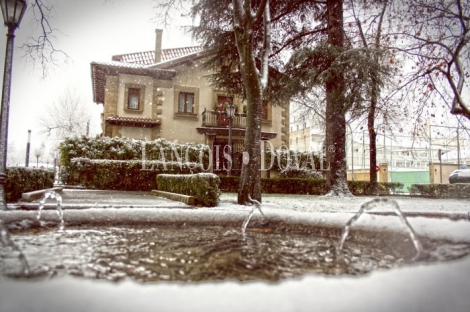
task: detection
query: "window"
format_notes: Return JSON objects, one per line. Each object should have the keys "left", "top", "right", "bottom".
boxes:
{"left": 124, "top": 84, "right": 145, "bottom": 113}
{"left": 262, "top": 101, "right": 268, "bottom": 120}
{"left": 128, "top": 88, "right": 140, "bottom": 110}
{"left": 178, "top": 92, "right": 195, "bottom": 114}
{"left": 174, "top": 86, "right": 199, "bottom": 119}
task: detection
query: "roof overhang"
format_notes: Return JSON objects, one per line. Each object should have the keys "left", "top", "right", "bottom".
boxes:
{"left": 106, "top": 116, "right": 161, "bottom": 128}
{"left": 196, "top": 127, "right": 277, "bottom": 140}
{"left": 91, "top": 62, "right": 176, "bottom": 104}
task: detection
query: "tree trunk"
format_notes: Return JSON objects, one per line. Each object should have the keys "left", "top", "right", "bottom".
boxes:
{"left": 366, "top": 2, "right": 387, "bottom": 196}
{"left": 324, "top": 0, "right": 351, "bottom": 196}
{"left": 233, "top": 0, "right": 265, "bottom": 204}
{"left": 368, "top": 86, "right": 378, "bottom": 195}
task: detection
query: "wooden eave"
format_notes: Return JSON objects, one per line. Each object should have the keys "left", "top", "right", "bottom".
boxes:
{"left": 106, "top": 116, "right": 161, "bottom": 128}
{"left": 196, "top": 127, "right": 277, "bottom": 140}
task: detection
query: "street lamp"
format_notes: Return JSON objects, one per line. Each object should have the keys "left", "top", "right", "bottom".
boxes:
{"left": 25, "top": 129, "right": 30, "bottom": 167}
{"left": 225, "top": 103, "right": 236, "bottom": 176}
{"left": 0, "top": 0, "right": 27, "bottom": 209}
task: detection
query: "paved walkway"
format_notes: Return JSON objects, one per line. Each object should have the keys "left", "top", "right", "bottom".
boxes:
{"left": 11, "top": 189, "right": 190, "bottom": 210}
{"left": 8, "top": 188, "right": 470, "bottom": 221}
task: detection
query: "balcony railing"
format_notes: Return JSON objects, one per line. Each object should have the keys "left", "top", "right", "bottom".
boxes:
{"left": 201, "top": 109, "right": 247, "bottom": 128}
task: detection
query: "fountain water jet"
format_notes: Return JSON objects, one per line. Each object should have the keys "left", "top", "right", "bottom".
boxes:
{"left": 337, "top": 198, "right": 425, "bottom": 259}
{"left": 242, "top": 194, "right": 267, "bottom": 235}
{"left": 37, "top": 191, "right": 64, "bottom": 231}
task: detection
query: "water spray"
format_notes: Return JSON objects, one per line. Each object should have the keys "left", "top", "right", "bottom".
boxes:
{"left": 37, "top": 190, "right": 64, "bottom": 231}
{"left": 241, "top": 194, "right": 267, "bottom": 235}
{"left": 337, "top": 198, "right": 425, "bottom": 259}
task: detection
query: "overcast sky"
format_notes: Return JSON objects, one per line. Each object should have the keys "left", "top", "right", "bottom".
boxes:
{"left": 0, "top": 0, "right": 193, "bottom": 165}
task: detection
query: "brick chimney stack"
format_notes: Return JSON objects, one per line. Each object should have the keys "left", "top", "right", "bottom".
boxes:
{"left": 155, "top": 29, "right": 163, "bottom": 63}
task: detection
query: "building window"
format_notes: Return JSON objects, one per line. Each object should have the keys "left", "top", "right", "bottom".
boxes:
{"left": 262, "top": 101, "right": 269, "bottom": 120}
{"left": 174, "top": 86, "right": 199, "bottom": 119}
{"left": 124, "top": 84, "right": 145, "bottom": 113}
{"left": 178, "top": 92, "right": 195, "bottom": 113}
{"left": 128, "top": 88, "right": 140, "bottom": 110}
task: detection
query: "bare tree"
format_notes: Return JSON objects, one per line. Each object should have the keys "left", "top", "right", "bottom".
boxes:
{"left": 20, "top": 0, "right": 68, "bottom": 77}
{"left": 390, "top": 0, "right": 470, "bottom": 119}
{"left": 38, "top": 89, "right": 90, "bottom": 140}
{"left": 33, "top": 145, "right": 44, "bottom": 167}
{"left": 348, "top": 0, "right": 391, "bottom": 195}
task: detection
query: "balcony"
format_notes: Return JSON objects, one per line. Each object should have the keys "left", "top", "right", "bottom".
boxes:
{"left": 197, "top": 108, "right": 277, "bottom": 140}
{"left": 201, "top": 109, "right": 246, "bottom": 128}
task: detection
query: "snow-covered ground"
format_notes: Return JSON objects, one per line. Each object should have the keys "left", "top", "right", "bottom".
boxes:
{"left": 1, "top": 191, "right": 470, "bottom": 311}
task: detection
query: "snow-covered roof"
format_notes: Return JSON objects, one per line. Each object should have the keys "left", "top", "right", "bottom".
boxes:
{"left": 112, "top": 46, "right": 204, "bottom": 66}
{"left": 91, "top": 46, "right": 205, "bottom": 105}
{"left": 105, "top": 116, "right": 161, "bottom": 128}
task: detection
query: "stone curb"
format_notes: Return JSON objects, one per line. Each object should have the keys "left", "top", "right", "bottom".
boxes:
{"left": 151, "top": 190, "right": 195, "bottom": 206}
{"left": 21, "top": 187, "right": 63, "bottom": 202}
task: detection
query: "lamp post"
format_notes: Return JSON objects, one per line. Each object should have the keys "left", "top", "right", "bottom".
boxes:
{"left": 225, "top": 103, "right": 236, "bottom": 176}
{"left": 0, "top": 0, "right": 27, "bottom": 209}
{"left": 25, "top": 129, "right": 30, "bottom": 167}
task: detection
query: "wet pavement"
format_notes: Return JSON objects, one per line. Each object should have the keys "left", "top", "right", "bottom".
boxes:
{"left": 10, "top": 188, "right": 469, "bottom": 221}
{"left": 10, "top": 189, "right": 191, "bottom": 210}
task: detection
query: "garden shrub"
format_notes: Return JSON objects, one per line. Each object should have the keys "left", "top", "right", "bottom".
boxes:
{"left": 409, "top": 183, "right": 470, "bottom": 198}
{"left": 219, "top": 176, "right": 402, "bottom": 196}
{"left": 348, "top": 181, "right": 404, "bottom": 195}
{"left": 156, "top": 173, "right": 220, "bottom": 207}
{"left": 5, "top": 167, "right": 54, "bottom": 203}
{"left": 59, "top": 136, "right": 210, "bottom": 190}
{"left": 60, "top": 136, "right": 210, "bottom": 165}
{"left": 278, "top": 165, "right": 323, "bottom": 179}
{"left": 67, "top": 158, "right": 204, "bottom": 191}
{"left": 264, "top": 148, "right": 326, "bottom": 173}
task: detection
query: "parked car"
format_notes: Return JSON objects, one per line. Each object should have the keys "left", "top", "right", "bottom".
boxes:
{"left": 449, "top": 169, "right": 470, "bottom": 184}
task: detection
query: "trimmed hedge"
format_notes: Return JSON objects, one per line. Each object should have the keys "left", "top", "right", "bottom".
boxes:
{"left": 60, "top": 136, "right": 210, "bottom": 166}
{"left": 5, "top": 167, "right": 54, "bottom": 203}
{"left": 264, "top": 148, "right": 326, "bottom": 172}
{"left": 348, "top": 181, "right": 404, "bottom": 196}
{"left": 156, "top": 173, "right": 221, "bottom": 207}
{"left": 409, "top": 183, "right": 470, "bottom": 198}
{"left": 219, "top": 176, "right": 403, "bottom": 196}
{"left": 65, "top": 158, "right": 204, "bottom": 191}
{"left": 59, "top": 137, "right": 211, "bottom": 190}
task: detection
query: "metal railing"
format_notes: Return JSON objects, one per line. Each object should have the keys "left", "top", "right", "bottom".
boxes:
{"left": 201, "top": 109, "right": 246, "bottom": 128}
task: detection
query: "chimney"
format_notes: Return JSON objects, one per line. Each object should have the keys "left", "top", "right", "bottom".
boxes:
{"left": 155, "top": 29, "right": 163, "bottom": 63}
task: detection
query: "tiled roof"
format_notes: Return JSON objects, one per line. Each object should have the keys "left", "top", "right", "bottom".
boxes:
{"left": 91, "top": 60, "right": 148, "bottom": 69}
{"left": 112, "top": 46, "right": 203, "bottom": 65}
